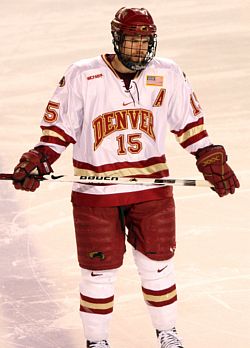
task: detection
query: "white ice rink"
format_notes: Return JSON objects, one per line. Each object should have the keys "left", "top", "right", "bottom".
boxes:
{"left": 0, "top": 1, "right": 250, "bottom": 347}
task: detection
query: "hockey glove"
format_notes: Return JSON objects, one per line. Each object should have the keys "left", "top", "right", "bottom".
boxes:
{"left": 12, "top": 149, "right": 53, "bottom": 192}
{"left": 196, "top": 145, "right": 240, "bottom": 197}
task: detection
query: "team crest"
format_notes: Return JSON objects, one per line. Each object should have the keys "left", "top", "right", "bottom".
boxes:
{"left": 89, "top": 251, "right": 105, "bottom": 260}
{"left": 140, "top": 25, "right": 148, "bottom": 32}
{"left": 58, "top": 76, "right": 65, "bottom": 87}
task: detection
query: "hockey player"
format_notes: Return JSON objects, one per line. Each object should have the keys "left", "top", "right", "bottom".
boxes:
{"left": 12, "top": 7, "right": 239, "bottom": 348}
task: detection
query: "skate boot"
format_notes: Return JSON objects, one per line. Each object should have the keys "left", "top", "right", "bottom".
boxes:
{"left": 156, "top": 327, "right": 184, "bottom": 348}
{"left": 86, "top": 339, "right": 110, "bottom": 348}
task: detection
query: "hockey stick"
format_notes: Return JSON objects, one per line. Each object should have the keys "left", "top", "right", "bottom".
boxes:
{"left": 0, "top": 173, "right": 213, "bottom": 187}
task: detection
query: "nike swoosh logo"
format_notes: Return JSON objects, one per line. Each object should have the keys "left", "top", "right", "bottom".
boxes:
{"left": 123, "top": 101, "right": 133, "bottom": 106}
{"left": 91, "top": 272, "right": 103, "bottom": 277}
{"left": 157, "top": 265, "right": 168, "bottom": 273}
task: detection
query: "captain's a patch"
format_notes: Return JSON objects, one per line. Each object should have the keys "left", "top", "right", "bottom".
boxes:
{"left": 153, "top": 88, "right": 166, "bottom": 107}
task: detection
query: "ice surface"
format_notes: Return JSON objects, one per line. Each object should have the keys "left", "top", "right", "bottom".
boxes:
{"left": 0, "top": 0, "right": 250, "bottom": 347}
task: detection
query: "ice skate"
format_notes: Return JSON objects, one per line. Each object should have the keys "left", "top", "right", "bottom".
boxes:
{"left": 86, "top": 339, "right": 110, "bottom": 348}
{"left": 156, "top": 327, "right": 184, "bottom": 348}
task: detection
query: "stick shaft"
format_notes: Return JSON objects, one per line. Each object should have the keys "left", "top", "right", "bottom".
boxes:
{"left": 0, "top": 174, "right": 14, "bottom": 180}
{"left": 0, "top": 173, "right": 213, "bottom": 187}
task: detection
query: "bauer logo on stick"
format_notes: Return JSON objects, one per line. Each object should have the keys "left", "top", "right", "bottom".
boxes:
{"left": 80, "top": 175, "right": 119, "bottom": 181}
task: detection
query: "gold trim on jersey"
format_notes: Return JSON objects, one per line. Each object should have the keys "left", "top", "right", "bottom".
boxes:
{"left": 42, "top": 129, "right": 67, "bottom": 142}
{"left": 175, "top": 125, "right": 205, "bottom": 144}
{"left": 74, "top": 162, "right": 168, "bottom": 178}
{"left": 101, "top": 55, "right": 120, "bottom": 78}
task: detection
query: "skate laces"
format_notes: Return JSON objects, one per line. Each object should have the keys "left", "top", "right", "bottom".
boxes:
{"left": 87, "top": 340, "right": 110, "bottom": 348}
{"left": 157, "top": 327, "right": 184, "bottom": 348}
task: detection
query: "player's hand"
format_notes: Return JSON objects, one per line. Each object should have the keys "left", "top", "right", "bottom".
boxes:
{"left": 12, "top": 149, "right": 53, "bottom": 192}
{"left": 196, "top": 145, "right": 240, "bottom": 197}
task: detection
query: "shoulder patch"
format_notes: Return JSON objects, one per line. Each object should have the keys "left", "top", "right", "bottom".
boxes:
{"left": 58, "top": 76, "right": 65, "bottom": 87}
{"left": 146, "top": 75, "right": 163, "bottom": 87}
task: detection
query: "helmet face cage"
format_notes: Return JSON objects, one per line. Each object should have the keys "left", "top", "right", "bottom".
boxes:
{"left": 111, "top": 8, "right": 157, "bottom": 71}
{"left": 112, "top": 32, "right": 157, "bottom": 71}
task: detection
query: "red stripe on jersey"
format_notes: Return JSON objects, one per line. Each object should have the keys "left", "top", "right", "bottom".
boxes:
{"left": 171, "top": 117, "right": 204, "bottom": 136}
{"left": 71, "top": 186, "right": 173, "bottom": 207}
{"left": 40, "top": 136, "right": 69, "bottom": 147}
{"left": 41, "top": 125, "right": 76, "bottom": 144}
{"left": 73, "top": 155, "right": 167, "bottom": 172}
{"left": 180, "top": 130, "right": 208, "bottom": 148}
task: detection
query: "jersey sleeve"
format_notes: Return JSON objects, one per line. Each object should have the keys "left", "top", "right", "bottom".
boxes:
{"left": 35, "top": 64, "right": 84, "bottom": 159}
{"left": 167, "top": 65, "right": 212, "bottom": 154}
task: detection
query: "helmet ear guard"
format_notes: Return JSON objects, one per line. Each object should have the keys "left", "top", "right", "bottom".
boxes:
{"left": 111, "top": 7, "right": 157, "bottom": 71}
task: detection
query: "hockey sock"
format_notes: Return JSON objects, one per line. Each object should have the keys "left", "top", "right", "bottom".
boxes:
{"left": 79, "top": 267, "right": 118, "bottom": 341}
{"left": 133, "top": 249, "right": 177, "bottom": 330}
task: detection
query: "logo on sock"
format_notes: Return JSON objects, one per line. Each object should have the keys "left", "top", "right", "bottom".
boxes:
{"left": 91, "top": 272, "right": 103, "bottom": 277}
{"left": 157, "top": 265, "right": 168, "bottom": 273}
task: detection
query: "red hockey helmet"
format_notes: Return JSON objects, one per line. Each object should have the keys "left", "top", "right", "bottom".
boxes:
{"left": 111, "top": 7, "right": 157, "bottom": 70}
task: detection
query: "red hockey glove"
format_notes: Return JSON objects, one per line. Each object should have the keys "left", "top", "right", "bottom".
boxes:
{"left": 12, "top": 149, "right": 53, "bottom": 192}
{"left": 196, "top": 145, "right": 240, "bottom": 197}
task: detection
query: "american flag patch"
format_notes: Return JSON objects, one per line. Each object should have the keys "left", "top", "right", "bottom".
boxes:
{"left": 146, "top": 75, "right": 164, "bottom": 86}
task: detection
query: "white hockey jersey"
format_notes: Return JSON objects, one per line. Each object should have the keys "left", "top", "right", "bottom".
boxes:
{"left": 36, "top": 54, "right": 212, "bottom": 206}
